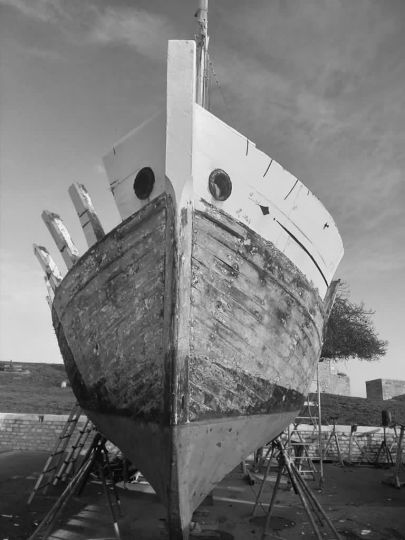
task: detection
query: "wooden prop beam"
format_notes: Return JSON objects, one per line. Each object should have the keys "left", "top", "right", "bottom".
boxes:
{"left": 41, "top": 211, "right": 80, "bottom": 270}
{"left": 44, "top": 277, "right": 54, "bottom": 309}
{"left": 33, "top": 244, "right": 62, "bottom": 291}
{"left": 68, "top": 183, "right": 105, "bottom": 248}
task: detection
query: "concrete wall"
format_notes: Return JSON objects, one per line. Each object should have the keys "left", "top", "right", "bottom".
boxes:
{"left": 366, "top": 379, "right": 405, "bottom": 401}
{"left": 309, "top": 361, "right": 351, "bottom": 396}
{"left": 0, "top": 412, "right": 86, "bottom": 452}
{"left": 366, "top": 379, "right": 383, "bottom": 400}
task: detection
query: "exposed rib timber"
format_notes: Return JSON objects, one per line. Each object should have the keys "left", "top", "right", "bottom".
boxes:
{"left": 68, "top": 183, "right": 105, "bottom": 247}
{"left": 41, "top": 211, "right": 80, "bottom": 269}
{"left": 33, "top": 244, "right": 62, "bottom": 290}
{"left": 44, "top": 276, "right": 54, "bottom": 308}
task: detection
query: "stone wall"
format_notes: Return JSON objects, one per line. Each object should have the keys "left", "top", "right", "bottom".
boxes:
{"left": 291, "top": 424, "right": 402, "bottom": 464}
{"left": 0, "top": 412, "right": 86, "bottom": 452}
{"left": 366, "top": 379, "right": 405, "bottom": 401}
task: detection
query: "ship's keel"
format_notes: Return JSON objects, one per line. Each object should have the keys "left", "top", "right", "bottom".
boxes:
{"left": 85, "top": 410, "right": 299, "bottom": 539}
{"left": 167, "top": 515, "right": 190, "bottom": 540}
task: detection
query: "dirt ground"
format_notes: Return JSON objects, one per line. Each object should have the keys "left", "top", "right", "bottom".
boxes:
{"left": 1, "top": 450, "right": 405, "bottom": 540}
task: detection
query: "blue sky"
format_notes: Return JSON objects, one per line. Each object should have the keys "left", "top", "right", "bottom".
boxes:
{"left": 0, "top": 0, "right": 404, "bottom": 397}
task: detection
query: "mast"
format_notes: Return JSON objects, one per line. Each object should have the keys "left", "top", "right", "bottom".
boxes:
{"left": 195, "top": 0, "right": 209, "bottom": 108}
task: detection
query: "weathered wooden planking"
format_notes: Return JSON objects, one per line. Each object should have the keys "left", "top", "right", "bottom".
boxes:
{"left": 52, "top": 193, "right": 327, "bottom": 426}
{"left": 189, "top": 201, "right": 326, "bottom": 421}
{"left": 52, "top": 194, "right": 173, "bottom": 422}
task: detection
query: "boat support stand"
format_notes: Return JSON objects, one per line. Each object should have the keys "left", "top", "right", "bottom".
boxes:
{"left": 252, "top": 438, "right": 342, "bottom": 540}
{"left": 28, "top": 433, "right": 122, "bottom": 540}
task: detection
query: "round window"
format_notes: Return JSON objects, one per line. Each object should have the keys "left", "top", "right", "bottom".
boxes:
{"left": 133, "top": 167, "right": 155, "bottom": 200}
{"left": 208, "top": 169, "right": 232, "bottom": 201}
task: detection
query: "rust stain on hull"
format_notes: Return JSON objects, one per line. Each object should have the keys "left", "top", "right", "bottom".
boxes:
{"left": 52, "top": 195, "right": 331, "bottom": 539}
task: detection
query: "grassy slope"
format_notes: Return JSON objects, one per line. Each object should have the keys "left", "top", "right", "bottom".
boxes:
{"left": 0, "top": 362, "right": 75, "bottom": 414}
{"left": 311, "top": 393, "right": 405, "bottom": 427}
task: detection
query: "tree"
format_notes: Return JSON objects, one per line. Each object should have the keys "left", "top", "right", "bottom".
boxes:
{"left": 321, "top": 284, "right": 387, "bottom": 361}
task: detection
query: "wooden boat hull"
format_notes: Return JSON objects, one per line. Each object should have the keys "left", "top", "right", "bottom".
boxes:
{"left": 31, "top": 39, "right": 344, "bottom": 540}
{"left": 52, "top": 192, "right": 330, "bottom": 538}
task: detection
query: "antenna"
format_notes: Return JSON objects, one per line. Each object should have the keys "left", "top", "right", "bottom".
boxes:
{"left": 195, "top": 0, "right": 209, "bottom": 107}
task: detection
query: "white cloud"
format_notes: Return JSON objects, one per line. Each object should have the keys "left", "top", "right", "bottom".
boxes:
{"left": 89, "top": 6, "right": 175, "bottom": 61}
{"left": 0, "top": 0, "right": 64, "bottom": 23}
{"left": 228, "top": 0, "right": 398, "bottom": 85}
{"left": 208, "top": 0, "right": 405, "bottom": 287}
{"left": 0, "top": 0, "right": 175, "bottom": 62}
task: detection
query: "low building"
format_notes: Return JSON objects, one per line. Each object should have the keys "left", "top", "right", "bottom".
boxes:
{"left": 0, "top": 361, "right": 23, "bottom": 372}
{"left": 309, "top": 361, "right": 350, "bottom": 396}
{"left": 366, "top": 379, "right": 405, "bottom": 401}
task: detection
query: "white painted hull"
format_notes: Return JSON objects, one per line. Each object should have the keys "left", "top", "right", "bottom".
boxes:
{"left": 104, "top": 40, "right": 343, "bottom": 301}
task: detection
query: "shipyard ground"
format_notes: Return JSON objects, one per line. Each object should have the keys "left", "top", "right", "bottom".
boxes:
{"left": 1, "top": 451, "right": 405, "bottom": 540}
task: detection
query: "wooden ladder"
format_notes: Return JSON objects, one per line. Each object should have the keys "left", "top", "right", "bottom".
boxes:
{"left": 28, "top": 434, "right": 122, "bottom": 540}
{"left": 52, "top": 417, "right": 95, "bottom": 485}
{"left": 287, "top": 397, "right": 321, "bottom": 481}
{"left": 27, "top": 403, "right": 88, "bottom": 504}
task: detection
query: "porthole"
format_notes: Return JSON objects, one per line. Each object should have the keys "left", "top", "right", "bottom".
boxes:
{"left": 133, "top": 167, "right": 155, "bottom": 200}
{"left": 208, "top": 169, "right": 232, "bottom": 201}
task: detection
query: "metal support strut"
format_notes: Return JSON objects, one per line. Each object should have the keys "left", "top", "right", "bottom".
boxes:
{"left": 28, "top": 433, "right": 122, "bottom": 540}
{"left": 252, "top": 438, "right": 342, "bottom": 540}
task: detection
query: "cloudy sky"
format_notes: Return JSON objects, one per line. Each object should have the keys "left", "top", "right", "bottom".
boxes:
{"left": 1, "top": 0, "right": 404, "bottom": 397}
